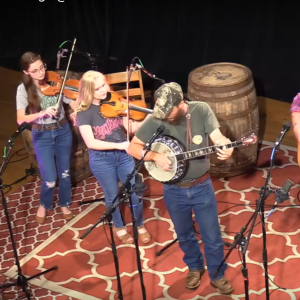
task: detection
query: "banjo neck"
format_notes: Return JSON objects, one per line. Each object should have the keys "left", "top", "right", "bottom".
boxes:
{"left": 175, "top": 141, "right": 243, "bottom": 161}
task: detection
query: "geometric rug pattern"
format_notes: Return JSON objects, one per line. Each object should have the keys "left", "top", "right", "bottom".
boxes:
{"left": 1, "top": 141, "right": 300, "bottom": 299}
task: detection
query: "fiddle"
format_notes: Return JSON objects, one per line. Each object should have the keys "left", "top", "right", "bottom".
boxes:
{"left": 100, "top": 91, "right": 153, "bottom": 121}
{"left": 39, "top": 71, "right": 79, "bottom": 100}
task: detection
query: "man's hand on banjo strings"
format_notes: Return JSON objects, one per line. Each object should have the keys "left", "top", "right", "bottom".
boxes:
{"left": 153, "top": 152, "right": 173, "bottom": 171}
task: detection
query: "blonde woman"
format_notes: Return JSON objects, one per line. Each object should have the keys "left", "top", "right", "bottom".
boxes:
{"left": 73, "top": 70, "right": 150, "bottom": 244}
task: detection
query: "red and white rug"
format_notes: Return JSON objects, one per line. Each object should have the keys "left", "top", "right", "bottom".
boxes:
{"left": 1, "top": 141, "right": 300, "bottom": 300}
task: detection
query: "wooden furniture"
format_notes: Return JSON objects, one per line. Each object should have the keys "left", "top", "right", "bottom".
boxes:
{"left": 104, "top": 69, "right": 145, "bottom": 102}
{"left": 188, "top": 62, "right": 259, "bottom": 178}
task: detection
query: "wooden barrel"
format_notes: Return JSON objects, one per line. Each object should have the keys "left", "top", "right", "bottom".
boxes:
{"left": 21, "top": 71, "right": 92, "bottom": 185}
{"left": 187, "top": 62, "right": 259, "bottom": 177}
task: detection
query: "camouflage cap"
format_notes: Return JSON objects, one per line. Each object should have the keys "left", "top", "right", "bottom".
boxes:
{"left": 152, "top": 82, "right": 183, "bottom": 119}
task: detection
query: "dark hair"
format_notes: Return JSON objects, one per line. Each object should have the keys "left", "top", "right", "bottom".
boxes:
{"left": 20, "top": 51, "right": 42, "bottom": 113}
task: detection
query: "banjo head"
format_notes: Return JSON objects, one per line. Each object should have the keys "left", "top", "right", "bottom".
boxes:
{"left": 144, "top": 135, "right": 187, "bottom": 183}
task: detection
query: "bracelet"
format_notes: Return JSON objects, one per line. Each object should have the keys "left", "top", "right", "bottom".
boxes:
{"left": 141, "top": 149, "right": 145, "bottom": 158}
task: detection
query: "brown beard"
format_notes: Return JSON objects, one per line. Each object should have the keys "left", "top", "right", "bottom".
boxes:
{"left": 166, "top": 108, "right": 186, "bottom": 125}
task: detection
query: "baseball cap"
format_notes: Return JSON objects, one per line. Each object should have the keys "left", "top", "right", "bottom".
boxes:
{"left": 152, "top": 82, "right": 183, "bottom": 119}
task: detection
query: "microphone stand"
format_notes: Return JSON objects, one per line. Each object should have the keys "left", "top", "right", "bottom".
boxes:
{"left": 213, "top": 130, "right": 287, "bottom": 300}
{"left": 53, "top": 36, "right": 77, "bottom": 120}
{"left": 135, "top": 63, "right": 165, "bottom": 84}
{"left": 0, "top": 135, "right": 57, "bottom": 299}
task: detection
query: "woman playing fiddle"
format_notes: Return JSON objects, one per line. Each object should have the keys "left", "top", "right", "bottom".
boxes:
{"left": 16, "top": 51, "right": 74, "bottom": 224}
{"left": 73, "top": 70, "right": 151, "bottom": 244}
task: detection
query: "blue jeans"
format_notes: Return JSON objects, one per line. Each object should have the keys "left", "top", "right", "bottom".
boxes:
{"left": 163, "top": 177, "right": 227, "bottom": 280}
{"left": 89, "top": 149, "right": 143, "bottom": 228}
{"left": 32, "top": 122, "right": 73, "bottom": 210}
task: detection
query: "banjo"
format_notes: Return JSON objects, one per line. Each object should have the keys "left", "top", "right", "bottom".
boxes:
{"left": 144, "top": 133, "right": 258, "bottom": 184}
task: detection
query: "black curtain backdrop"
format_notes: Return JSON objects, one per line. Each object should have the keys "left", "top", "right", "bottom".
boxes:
{"left": 1, "top": 0, "right": 300, "bottom": 103}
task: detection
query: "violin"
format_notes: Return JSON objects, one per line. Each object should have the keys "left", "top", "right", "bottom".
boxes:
{"left": 39, "top": 71, "right": 79, "bottom": 100}
{"left": 100, "top": 91, "right": 152, "bottom": 121}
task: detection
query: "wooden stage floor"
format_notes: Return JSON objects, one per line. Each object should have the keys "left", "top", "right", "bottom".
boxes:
{"left": 0, "top": 66, "right": 297, "bottom": 195}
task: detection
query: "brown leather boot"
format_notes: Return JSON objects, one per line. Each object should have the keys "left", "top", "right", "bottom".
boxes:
{"left": 210, "top": 277, "right": 234, "bottom": 294}
{"left": 186, "top": 269, "right": 205, "bottom": 289}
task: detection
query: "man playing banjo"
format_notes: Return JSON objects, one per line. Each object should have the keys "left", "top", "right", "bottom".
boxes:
{"left": 127, "top": 82, "right": 234, "bottom": 295}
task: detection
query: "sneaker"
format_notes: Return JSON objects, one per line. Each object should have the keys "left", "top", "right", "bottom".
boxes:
{"left": 210, "top": 277, "right": 233, "bottom": 294}
{"left": 186, "top": 269, "right": 205, "bottom": 289}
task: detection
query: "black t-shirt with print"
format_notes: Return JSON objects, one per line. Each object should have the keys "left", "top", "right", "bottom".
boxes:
{"left": 76, "top": 94, "right": 126, "bottom": 143}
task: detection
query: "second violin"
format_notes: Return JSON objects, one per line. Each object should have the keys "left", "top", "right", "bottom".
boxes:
{"left": 100, "top": 91, "right": 153, "bottom": 121}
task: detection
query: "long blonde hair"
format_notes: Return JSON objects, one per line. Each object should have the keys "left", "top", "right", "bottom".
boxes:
{"left": 71, "top": 70, "right": 110, "bottom": 125}
{"left": 74, "top": 71, "right": 109, "bottom": 113}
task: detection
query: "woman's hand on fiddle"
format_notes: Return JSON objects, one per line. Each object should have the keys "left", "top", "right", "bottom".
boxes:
{"left": 41, "top": 106, "right": 57, "bottom": 117}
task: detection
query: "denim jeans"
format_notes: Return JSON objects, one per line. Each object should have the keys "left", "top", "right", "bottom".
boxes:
{"left": 163, "top": 177, "right": 227, "bottom": 280}
{"left": 89, "top": 149, "right": 143, "bottom": 228}
{"left": 32, "top": 122, "right": 73, "bottom": 210}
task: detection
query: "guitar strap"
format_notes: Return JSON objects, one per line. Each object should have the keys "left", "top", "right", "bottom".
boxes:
{"left": 186, "top": 103, "right": 192, "bottom": 151}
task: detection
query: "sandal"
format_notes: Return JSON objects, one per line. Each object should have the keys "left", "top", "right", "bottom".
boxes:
{"left": 138, "top": 225, "right": 151, "bottom": 244}
{"left": 113, "top": 226, "right": 134, "bottom": 244}
{"left": 36, "top": 205, "right": 46, "bottom": 224}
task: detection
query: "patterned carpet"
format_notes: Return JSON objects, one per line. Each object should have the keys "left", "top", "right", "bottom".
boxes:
{"left": 1, "top": 141, "right": 300, "bottom": 300}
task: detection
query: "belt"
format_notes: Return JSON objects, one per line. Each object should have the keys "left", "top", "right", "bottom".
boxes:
{"left": 175, "top": 172, "right": 210, "bottom": 188}
{"left": 31, "top": 118, "right": 68, "bottom": 130}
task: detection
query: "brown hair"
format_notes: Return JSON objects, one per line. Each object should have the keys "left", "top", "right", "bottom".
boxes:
{"left": 20, "top": 51, "right": 42, "bottom": 113}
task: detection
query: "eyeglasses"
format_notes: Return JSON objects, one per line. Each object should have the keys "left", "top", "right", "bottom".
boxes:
{"left": 28, "top": 63, "right": 47, "bottom": 74}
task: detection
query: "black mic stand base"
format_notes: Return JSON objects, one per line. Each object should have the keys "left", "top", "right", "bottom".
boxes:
{"left": 236, "top": 235, "right": 249, "bottom": 300}
{"left": 105, "top": 214, "right": 123, "bottom": 299}
{"left": 0, "top": 266, "right": 58, "bottom": 299}
{"left": 79, "top": 189, "right": 129, "bottom": 206}
{"left": 156, "top": 220, "right": 200, "bottom": 256}
{"left": 78, "top": 198, "right": 105, "bottom": 206}
{"left": 0, "top": 141, "right": 58, "bottom": 299}
{"left": 0, "top": 181, "right": 57, "bottom": 300}
{"left": 127, "top": 191, "right": 147, "bottom": 300}
{"left": 79, "top": 194, "right": 129, "bottom": 206}
{"left": 155, "top": 221, "right": 231, "bottom": 257}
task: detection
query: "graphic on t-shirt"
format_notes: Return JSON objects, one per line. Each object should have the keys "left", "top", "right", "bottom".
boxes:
{"left": 192, "top": 135, "right": 203, "bottom": 145}
{"left": 92, "top": 118, "right": 123, "bottom": 140}
{"left": 40, "top": 95, "right": 57, "bottom": 109}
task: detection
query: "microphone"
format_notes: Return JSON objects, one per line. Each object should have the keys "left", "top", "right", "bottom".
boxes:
{"left": 85, "top": 51, "right": 98, "bottom": 57}
{"left": 133, "top": 173, "right": 147, "bottom": 198}
{"left": 275, "top": 179, "right": 293, "bottom": 203}
{"left": 143, "top": 125, "right": 165, "bottom": 151}
{"left": 136, "top": 63, "right": 166, "bottom": 84}
{"left": 128, "top": 104, "right": 154, "bottom": 115}
{"left": 275, "top": 122, "right": 291, "bottom": 146}
{"left": 56, "top": 49, "right": 69, "bottom": 69}
{"left": 127, "top": 57, "right": 139, "bottom": 82}
{"left": 8, "top": 122, "right": 29, "bottom": 143}
{"left": 266, "top": 179, "right": 294, "bottom": 217}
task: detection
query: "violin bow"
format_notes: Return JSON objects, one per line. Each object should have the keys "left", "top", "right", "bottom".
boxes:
{"left": 126, "top": 66, "right": 130, "bottom": 141}
{"left": 52, "top": 36, "right": 77, "bottom": 120}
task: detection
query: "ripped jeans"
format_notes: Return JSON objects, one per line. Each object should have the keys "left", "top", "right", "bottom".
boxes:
{"left": 32, "top": 122, "right": 73, "bottom": 210}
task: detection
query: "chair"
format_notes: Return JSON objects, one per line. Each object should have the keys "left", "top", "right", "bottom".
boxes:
{"left": 104, "top": 69, "right": 145, "bottom": 102}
